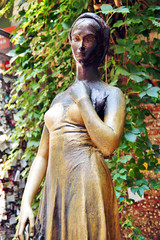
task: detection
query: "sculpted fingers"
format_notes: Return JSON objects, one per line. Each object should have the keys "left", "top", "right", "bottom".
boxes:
{"left": 70, "top": 81, "right": 90, "bottom": 102}
{"left": 29, "top": 213, "right": 35, "bottom": 237}
{"left": 16, "top": 220, "right": 26, "bottom": 240}
{"left": 16, "top": 206, "right": 34, "bottom": 239}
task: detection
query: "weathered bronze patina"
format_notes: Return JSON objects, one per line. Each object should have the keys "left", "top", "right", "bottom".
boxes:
{"left": 16, "top": 13, "right": 126, "bottom": 240}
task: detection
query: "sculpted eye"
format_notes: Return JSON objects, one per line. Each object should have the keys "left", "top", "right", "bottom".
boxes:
{"left": 72, "top": 35, "right": 80, "bottom": 42}
{"left": 85, "top": 35, "right": 95, "bottom": 43}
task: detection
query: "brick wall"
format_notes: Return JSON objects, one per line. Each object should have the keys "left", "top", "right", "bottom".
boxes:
{"left": 146, "top": 103, "right": 160, "bottom": 146}
{"left": 120, "top": 102, "right": 160, "bottom": 240}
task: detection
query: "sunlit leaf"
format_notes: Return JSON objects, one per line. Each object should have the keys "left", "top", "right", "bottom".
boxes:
{"left": 130, "top": 74, "right": 144, "bottom": 82}
{"left": 113, "top": 20, "right": 124, "bottom": 28}
{"left": 113, "top": 6, "right": 129, "bottom": 13}
{"left": 125, "top": 132, "right": 137, "bottom": 142}
{"left": 146, "top": 87, "right": 160, "bottom": 98}
{"left": 100, "top": 4, "right": 113, "bottom": 14}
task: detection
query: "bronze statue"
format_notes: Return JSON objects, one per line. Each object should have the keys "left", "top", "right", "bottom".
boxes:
{"left": 16, "top": 13, "right": 126, "bottom": 240}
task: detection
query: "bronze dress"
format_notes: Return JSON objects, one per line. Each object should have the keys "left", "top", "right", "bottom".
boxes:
{"left": 34, "top": 89, "right": 120, "bottom": 240}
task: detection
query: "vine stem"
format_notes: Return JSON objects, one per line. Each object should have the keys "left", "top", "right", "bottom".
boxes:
{"left": 106, "top": 13, "right": 114, "bottom": 24}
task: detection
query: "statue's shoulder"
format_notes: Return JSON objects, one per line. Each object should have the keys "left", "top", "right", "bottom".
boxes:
{"left": 50, "top": 91, "right": 65, "bottom": 107}
{"left": 105, "top": 84, "right": 125, "bottom": 100}
{"left": 50, "top": 88, "right": 70, "bottom": 108}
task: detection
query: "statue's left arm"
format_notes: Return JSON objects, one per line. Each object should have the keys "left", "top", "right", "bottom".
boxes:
{"left": 70, "top": 82, "right": 126, "bottom": 157}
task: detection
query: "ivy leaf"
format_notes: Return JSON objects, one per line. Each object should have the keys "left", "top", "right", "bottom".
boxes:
{"left": 119, "top": 168, "right": 127, "bottom": 174}
{"left": 152, "top": 20, "right": 160, "bottom": 27}
{"left": 125, "top": 19, "right": 131, "bottom": 25}
{"left": 118, "top": 155, "right": 132, "bottom": 163}
{"left": 146, "top": 87, "right": 160, "bottom": 98}
{"left": 130, "top": 186, "right": 147, "bottom": 197}
{"left": 116, "top": 45, "right": 126, "bottom": 54}
{"left": 149, "top": 6, "right": 160, "bottom": 11}
{"left": 32, "top": 69, "right": 42, "bottom": 78}
{"left": 141, "top": 185, "right": 150, "bottom": 190}
{"left": 116, "top": 39, "right": 126, "bottom": 45}
{"left": 139, "top": 85, "right": 160, "bottom": 98}
{"left": 31, "top": 83, "right": 40, "bottom": 91}
{"left": 129, "top": 169, "right": 135, "bottom": 178}
{"left": 130, "top": 187, "right": 138, "bottom": 194}
{"left": 117, "top": 66, "right": 130, "bottom": 76}
{"left": 136, "top": 71, "right": 150, "bottom": 79}
{"left": 150, "top": 180, "right": 160, "bottom": 189}
{"left": 131, "top": 128, "right": 140, "bottom": 135}
{"left": 113, "top": 6, "right": 129, "bottom": 14}
{"left": 100, "top": 4, "right": 113, "bottom": 14}
{"left": 126, "top": 62, "right": 137, "bottom": 73}
{"left": 7, "top": 49, "right": 16, "bottom": 57}
{"left": 62, "top": 22, "right": 71, "bottom": 29}
{"left": 135, "top": 179, "right": 148, "bottom": 186}
{"left": 115, "top": 190, "right": 121, "bottom": 199}
{"left": 138, "top": 188, "right": 144, "bottom": 197}
{"left": 27, "top": 140, "right": 39, "bottom": 148}
{"left": 130, "top": 74, "right": 144, "bottom": 82}
{"left": 113, "top": 20, "right": 124, "bottom": 28}
{"left": 125, "top": 132, "right": 137, "bottom": 142}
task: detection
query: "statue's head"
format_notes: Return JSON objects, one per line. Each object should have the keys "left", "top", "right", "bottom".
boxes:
{"left": 69, "top": 13, "right": 110, "bottom": 66}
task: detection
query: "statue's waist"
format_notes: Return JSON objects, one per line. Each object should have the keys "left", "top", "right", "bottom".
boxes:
{"left": 50, "top": 127, "right": 96, "bottom": 148}
{"left": 49, "top": 123, "right": 88, "bottom": 137}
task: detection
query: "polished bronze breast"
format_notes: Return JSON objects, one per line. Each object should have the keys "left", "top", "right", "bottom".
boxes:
{"left": 44, "top": 100, "right": 84, "bottom": 133}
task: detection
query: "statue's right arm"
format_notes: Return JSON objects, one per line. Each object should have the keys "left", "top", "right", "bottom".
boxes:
{"left": 16, "top": 125, "right": 49, "bottom": 239}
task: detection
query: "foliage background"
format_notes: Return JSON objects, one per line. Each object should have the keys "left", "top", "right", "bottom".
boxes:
{"left": 1, "top": 0, "right": 160, "bottom": 239}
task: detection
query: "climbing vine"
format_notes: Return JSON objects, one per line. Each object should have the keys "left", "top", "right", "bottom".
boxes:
{"left": 6, "top": 0, "right": 89, "bottom": 169}
{"left": 100, "top": 1, "right": 160, "bottom": 197}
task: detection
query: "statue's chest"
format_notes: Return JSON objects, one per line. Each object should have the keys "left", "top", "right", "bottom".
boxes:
{"left": 44, "top": 90, "right": 107, "bottom": 132}
{"left": 44, "top": 96, "right": 84, "bottom": 131}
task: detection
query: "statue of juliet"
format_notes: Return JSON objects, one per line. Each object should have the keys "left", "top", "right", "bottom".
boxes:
{"left": 16, "top": 12, "right": 126, "bottom": 240}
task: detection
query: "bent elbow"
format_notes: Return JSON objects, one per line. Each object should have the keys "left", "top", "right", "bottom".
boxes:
{"left": 102, "top": 146, "right": 116, "bottom": 157}
{"left": 100, "top": 135, "right": 121, "bottom": 157}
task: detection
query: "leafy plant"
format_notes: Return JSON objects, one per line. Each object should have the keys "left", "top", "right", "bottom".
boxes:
{"left": 100, "top": 1, "right": 160, "bottom": 238}
{"left": 101, "top": 1, "right": 160, "bottom": 199}
{"left": 6, "top": 0, "right": 89, "bottom": 173}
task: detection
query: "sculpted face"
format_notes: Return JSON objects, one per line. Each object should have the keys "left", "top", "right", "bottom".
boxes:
{"left": 71, "top": 18, "right": 100, "bottom": 66}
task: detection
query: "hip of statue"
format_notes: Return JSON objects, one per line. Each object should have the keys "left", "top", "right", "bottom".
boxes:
{"left": 48, "top": 125, "right": 101, "bottom": 173}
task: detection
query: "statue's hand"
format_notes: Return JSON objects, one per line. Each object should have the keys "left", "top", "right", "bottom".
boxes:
{"left": 69, "top": 81, "right": 90, "bottom": 103}
{"left": 16, "top": 204, "right": 34, "bottom": 240}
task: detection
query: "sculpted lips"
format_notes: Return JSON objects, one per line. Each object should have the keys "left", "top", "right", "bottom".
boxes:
{"left": 74, "top": 49, "right": 87, "bottom": 61}
{"left": 76, "top": 52, "right": 86, "bottom": 58}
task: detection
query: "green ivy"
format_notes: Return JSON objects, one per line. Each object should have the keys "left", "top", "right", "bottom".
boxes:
{"left": 6, "top": 0, "right": 89, "bottom": 170}
{"left": 100, "top": 2, "right": 160, "bottom": 238}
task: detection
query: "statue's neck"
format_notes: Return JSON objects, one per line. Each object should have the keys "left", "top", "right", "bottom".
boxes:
{"left": 76, "top": 63, "right": 99, "bottom": 82}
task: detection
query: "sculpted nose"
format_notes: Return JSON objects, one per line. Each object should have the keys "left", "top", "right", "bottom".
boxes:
{"left": 79, "top": 39, "right": 85, "bottom": 51}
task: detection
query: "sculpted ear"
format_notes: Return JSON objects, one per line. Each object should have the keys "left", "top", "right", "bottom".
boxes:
{"left": 69, "top": 27, "right": 72, "bottom": 44}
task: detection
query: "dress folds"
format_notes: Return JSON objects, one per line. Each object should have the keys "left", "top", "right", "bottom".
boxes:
{"left": 33, "top": 94, "right": 121, "bottom": 240}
